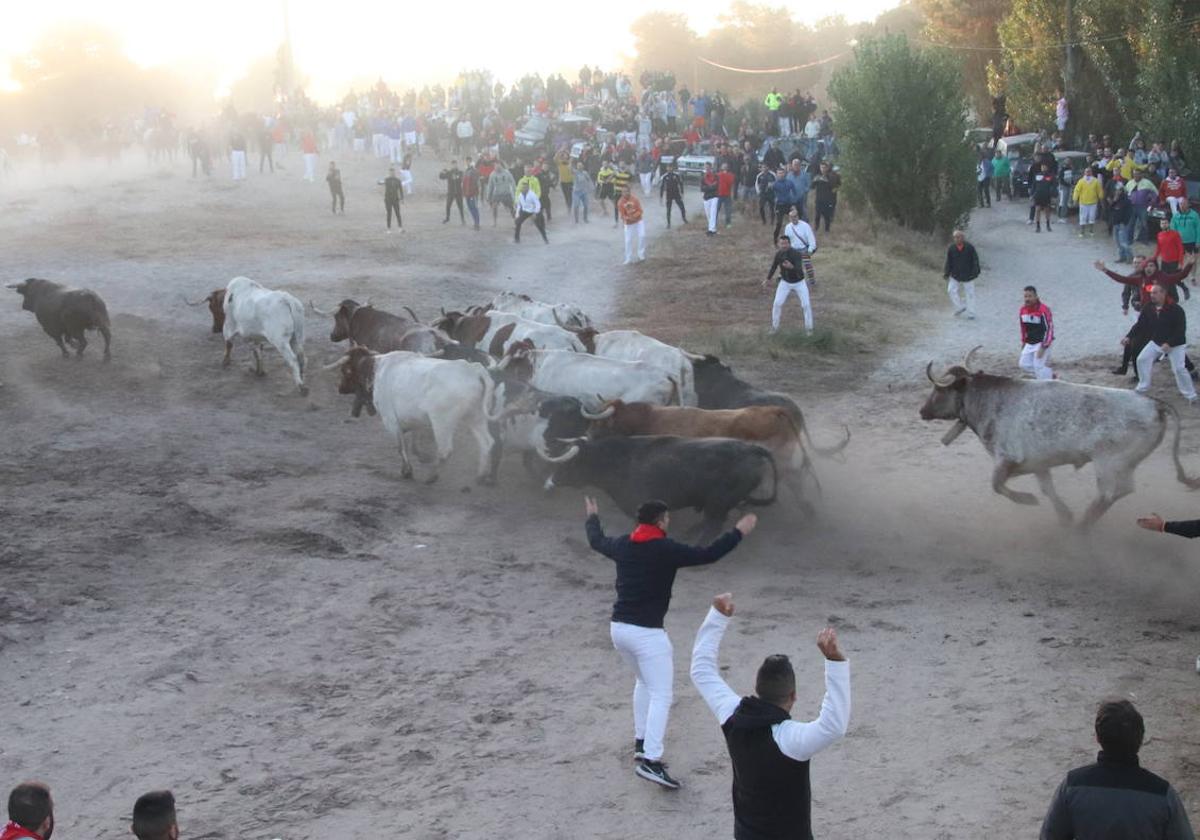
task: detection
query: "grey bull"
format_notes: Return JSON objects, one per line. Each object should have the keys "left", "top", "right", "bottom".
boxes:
{"left": 919, "top": 347, "right": 1200, "bottom": 527}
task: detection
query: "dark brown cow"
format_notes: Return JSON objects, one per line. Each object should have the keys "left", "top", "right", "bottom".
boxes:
{"left": 184, "top": 289, "right": 226, "bottom": 333}
{"left": 310, "top": 299, "right": 420, "bottom": 350}
{"left": 10, "top": 278, "right": 112, "bottom": 360}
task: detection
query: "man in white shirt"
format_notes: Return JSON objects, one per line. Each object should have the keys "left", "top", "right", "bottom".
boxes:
{"left": 514, "top": 182, "right": 548, "bottom": 244}
{"left": 782, "top": 208, "right": 817, "bottom": 254}
{"left": 691, "top": 592, "right": 850, "bottom": 840}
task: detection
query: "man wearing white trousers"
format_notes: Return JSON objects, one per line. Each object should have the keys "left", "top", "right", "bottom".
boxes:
{"left": 1018, "top": 286, "right": 1055, "bottom": 380}
{"left": 617, "top": 185, "right": 646, "bottom": 264}
{"left": 943, "top": 229, "right": 981, "bottom": 319}
{"left": 1133, "top": 282, "right": 1197, "bottom": 403}
{"left": 765, "top": 235, "right": 814, "bottom": 334}
{"left": 584, "top": 496, "right": 756, "bottom": 791}
{"left": 229, "top": 131, "right": 247, "bottom": 181}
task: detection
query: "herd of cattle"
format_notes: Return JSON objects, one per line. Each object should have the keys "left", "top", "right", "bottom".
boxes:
{"left": 7, "top": 275, "right": 849, "bottom": 536}
{"left": 10, "top": 275, "right": 1200, "bottom": 531}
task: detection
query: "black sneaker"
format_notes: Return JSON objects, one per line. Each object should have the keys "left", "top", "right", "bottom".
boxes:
{"left": 635, "top": 759, "right": 681, "bottom": 790}
{"left": 634, "top": 739, "right": 646, "bottom": 760}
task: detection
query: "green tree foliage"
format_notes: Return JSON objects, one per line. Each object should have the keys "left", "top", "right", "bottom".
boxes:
{"left": 1134, "top": 0, "right": 1200, "bottom": 150}
{"left": 828, "top": 35, "right": 975, "bottom": 234}
{"left": 919, "top": 0, "right": 1010, "bottom": 117}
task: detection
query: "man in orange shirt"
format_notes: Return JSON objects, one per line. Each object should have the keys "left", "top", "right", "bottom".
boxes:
{"left": 618, "top": 185, "right": 646, "bottom": 264}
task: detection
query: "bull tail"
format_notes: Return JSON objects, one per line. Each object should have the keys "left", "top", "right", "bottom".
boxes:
{"left": 666, "top": 375, "right": 681, "bottom": 406}
{"left": 403, "top": 305, "right": 423, "bottom": 323}
{"left": 482, "top": 373, "right": 506, "bottom": 422}
{"left": 800, "top": 413, "right": 851, "bottom": 458}
{"left": 744, "top": 450, "right": 779, "bottom": 507}
{"left": 1166, "top": 403, "right": 1200, "bottom": 490}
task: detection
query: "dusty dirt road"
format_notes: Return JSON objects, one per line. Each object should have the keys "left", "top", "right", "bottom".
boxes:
{"left": 2, "top": 154, "right": 1199, "bottom": 840}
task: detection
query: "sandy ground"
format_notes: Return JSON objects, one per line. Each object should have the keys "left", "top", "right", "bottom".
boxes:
{"left": 2, "top": 152, "right": 1199, "bottom": 840}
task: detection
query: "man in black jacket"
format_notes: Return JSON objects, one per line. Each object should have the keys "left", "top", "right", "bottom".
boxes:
{"left": 690, "top": 593, "right": 850, "bottom": 840}
{"left": 1132, "top": 282, "right": 1196, "bottom": 402}
{"left": 659, "top": 163, "right": 687, "bottom": 228}
{"left": 439, "top": 162, "right": 465, "bottom": 224}
{"left": 943, "top": 230, "right": 981, "bottom": 319}
{"left": 380, "top": 167, "right": 403, "bottom": 231}
{"left": 585, "top": 496, "right": 756, "bottom": 790}
{"left": 1040, "top": 699, "right": 1193, "bottom": 840}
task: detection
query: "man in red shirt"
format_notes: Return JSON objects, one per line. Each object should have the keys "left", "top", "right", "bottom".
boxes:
{"left": 300, "top": 129, "right": 318, "bottom": 182}
{"left": 716, "top": 162, "right": 737, "bottom": 229}
{"left": 1154, "top": 227, "right": 1185, "bottom": 273}
{"left": 2, "top": 782, "right": 54, "bottom": 840}
{"left": 1018, "top": 285, "right": 1055, "bottom": 379}
{"left": 617, "top": 185, "right": 646, "bottom": 264}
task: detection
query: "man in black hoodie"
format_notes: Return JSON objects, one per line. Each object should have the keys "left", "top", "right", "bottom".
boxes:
{"left": 439, "top": 162, "right": 465, "bottom": 224}
{"left": 691, "top": 592, "right": 850, "bottom": 840}
{"left": 1131, "top": 281, "right": 1196, "bottom": 402}
{"left": 585, "top": 497, "right": 756, "bottom": 790}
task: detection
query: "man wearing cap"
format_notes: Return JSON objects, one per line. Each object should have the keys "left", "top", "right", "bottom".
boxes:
{"left": 584, "top": 496, "right": 757, "bottom": 790}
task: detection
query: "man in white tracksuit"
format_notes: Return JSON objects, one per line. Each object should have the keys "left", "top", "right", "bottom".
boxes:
{"left": 584, "top": 497, "right": 757, "bottom": 791}
{"left": 765, "top": 234, "right": 814, "bottom": 334}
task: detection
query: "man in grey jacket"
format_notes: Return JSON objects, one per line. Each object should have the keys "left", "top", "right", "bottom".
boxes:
{"left": 1040, "top": 699, "right": 1193, "bottom": 840}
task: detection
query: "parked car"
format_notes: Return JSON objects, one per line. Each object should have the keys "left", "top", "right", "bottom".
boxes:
{"left": 964, "top": 127, "right": 994, "bottom": 147}
{"left": 677, "top": 140, "right": 718, "bottom": 182}
{"left": 1053, "top": 150, "right": 1090, "bottom": 208}
{"left": 999, "top": 133, "right": 1042, "bottom": 197}
{"left": 514, "top": 115, "right": 551, "bottom": 149}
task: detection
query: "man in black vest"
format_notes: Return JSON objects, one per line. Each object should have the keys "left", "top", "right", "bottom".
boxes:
{"left": 690, "top": 592, "right": 850, "bottom": 839}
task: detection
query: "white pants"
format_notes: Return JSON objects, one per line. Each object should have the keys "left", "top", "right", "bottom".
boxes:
{"left": 1136, "top": 343, "right": 1196, "bottom": 399}
{"left": 373, "top": 133, "right": 387, "bottom": 157}
{"left": 1079, "top": 203, "right": 1098, "bottom": 225}
{"left": 1019, "top": 342, "right": 1054, "bottom": 379}
{"left": 230, "top": 150, "right": 246, "bottom": 180}
{"left": 404, "top": 131, "right": 417, "bottom": 149}
{"left": 777, "top": 115, "right": 790, "bottom": 136}
{"left": 639, "top": 172, "right": 653, "bottom": 195}
{"left": 303, "top": 152, "right": 317, "bottom": 182}
{"left": 624, "top": 221, "right": 646, "bottom": 262}
{"left": 389, "top": 137, "right": 402, "bottom": 163}
{"left": 947, "top": 278, "right": 976, "bottom": 315}
{"left": 610, "top": 622, "right": 673, "bottom": 762}
{"left": 1166, "top": 196, "right": 1182, "bottom": 215}
{"left": 353, "top": 137, "right": 365, "bottom": 153}
{"left": 772, "top": 280, "right": 812, "bottom": 332}
{"left": 704, "top": 196, "right": 719, "bottom": 232}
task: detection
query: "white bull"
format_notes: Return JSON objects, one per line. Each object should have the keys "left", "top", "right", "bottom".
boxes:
{"left": 498, "top": 342, "right": 680, "bottom": 408}
{"left": 221, "top": 275, "right": 307, "bottom": 394}
{"left": 327, "top": 348, "right": 502, "bottom": 483}
{"left": 562, "top": 324, "right": 700, "bottom": 406}
{"left": 488, "top": 290, "right": 594, "bottom": 329}
{"left": 920, "top": 347, "right": 1200, "bottom": 527}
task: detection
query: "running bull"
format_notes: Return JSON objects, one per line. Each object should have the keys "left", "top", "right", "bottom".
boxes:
{"left": 9, "top": 278, "right": 112, "bottom": 360}
{"left": 920, "top": 346, "right": 1200, "bottom": 527}
{"left": 538, "top": 434, "right": 778, "bottom": 539}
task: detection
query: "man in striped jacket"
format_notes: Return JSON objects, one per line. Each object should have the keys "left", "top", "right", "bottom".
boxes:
{"left": 1019, "top": 286, "right": 1055, "bottom": 380}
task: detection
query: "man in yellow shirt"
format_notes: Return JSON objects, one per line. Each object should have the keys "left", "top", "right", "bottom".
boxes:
{"left": 516, "top": 166, "right": 541, "bottom": 198}
{"left": 765, "top": 88, "right": 785, "bottom": 136}
{"left": 1072, "top": 166, "right": 1104, "bottom": 237}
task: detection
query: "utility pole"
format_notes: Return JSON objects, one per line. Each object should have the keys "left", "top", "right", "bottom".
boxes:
{"left": 281, "top": 0, "right": 294, "bottom": 102}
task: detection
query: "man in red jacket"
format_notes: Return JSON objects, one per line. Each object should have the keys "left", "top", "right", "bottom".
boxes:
{"left": 717, "top": 162, "right": 737, "bottom": 229}
{"left": 2, "top": 783, "right": 54, "bottom": 840}
{"left": 1018, "top": 285, "right": 1055, "bottom": 380}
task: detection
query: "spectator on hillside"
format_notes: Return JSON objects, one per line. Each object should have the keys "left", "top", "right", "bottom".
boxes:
{"left": 943, "top": 229, "right": 981, "bottom": 320}
{"left": 486, "top": 160, "right": 516, "bottom": 226}
{"left": 787, "top": 159, "right": 812, "bottom": 222}
{"left": 764, "top": 88, "right": 785, "bottom": 136}
{"left": 462, "top": 159, "right": 481, "bottom": 230}
{"left": 132, "top": 790, "right": 179, "bottom": 840}
{"left": 717, "top": 162, "right": 736, "bottom": 229}
{"left": 1170, "top": 197, "right": 1199, "bottom": 260}
{"left": 660, "top": 162, "right": 687, "bottom": 228}
{"left": 3, "top": 781, "right": 54, "bottom": 840}
{"left": 1056, "top": 157, "right": 1073, "bottom": 219}
{"left": 755, "top": 163, "right": 777, "bottom": 227}
{"left": 701, "top": 162, "right": 720, "bottom": 236}
{"left": 1110, "top": 186, "right": 1134, "bottom": 264}
{"left": 1039, "top": 699, "right": 1194, "bottom": 840}
{"left": 1054, "top": 88, "right": 1069, "bottom": 135}
{"left": 812, "top": 161, "right": 841, "bottom": 233}
{"left": 1072, "top": 166, "right": 1104, "bottom": 238}
{"left": 1128, "top": 171, "right": 1159, "bottom": 243}
{"left": 572, "top": 160, "right": 594, "bottom": 224}
{"left": 771, "top": 167, "right": 798, "bottom": 242}
{"left": 1160, "top": 168, "right": 1188, "bottom": 215}
{"left": 439, "top": 161, "right": 465, "bottom": 225}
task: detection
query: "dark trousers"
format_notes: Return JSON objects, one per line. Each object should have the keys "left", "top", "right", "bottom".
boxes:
{"left": 759, "top": 195, "right": 774, "bottom": 224}
{"left": 386, "top": 198, "right": 402, "bottom": 228}
{"left": 445, "top": 193, "right": 464, "bottom": 223}
{"left": 542, "top": 189, "right": 552, "bottom": 222}
{"left": 515, "top": 210, "right": 547, "bottom": 242}
{"left": 330, "top": 187, "right": 344, "bottom": 213}
{"left": 666, "top": 195, "right": 687, "bottom": 226}
{"left": 772, "top": 203, "right": 795, "bottom": 240}
{"left": 977, "top": 180, "right": 991, "bottom": 207}
{"left": 561, "top": 183, "right": 573, "bottom": 205}
{"left": 718, "top": 195, "right": 732, "bottom": 226}
{"left": 259, "top": 150, "right": 273, "bottom": 173}
{"left": 466, "top": 196, "right": 480, "bottom": 227}
{"left": 815, "top": 199, "right": 836, "bottom": 232}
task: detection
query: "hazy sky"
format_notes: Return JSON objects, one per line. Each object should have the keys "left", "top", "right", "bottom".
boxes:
{"left": 1, "top": 0, "right": 901, "bottom": 101}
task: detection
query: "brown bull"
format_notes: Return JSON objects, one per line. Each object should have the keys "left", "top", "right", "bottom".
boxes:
{"left": 580, "top": 399, "right": 818, "bottom": 492}
{"left": 184, "top": 289, "right": 227, "bottom": 333}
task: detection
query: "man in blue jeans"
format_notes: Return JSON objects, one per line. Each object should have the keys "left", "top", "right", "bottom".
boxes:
{"left": 584, "top": 496, "right": 757, "bottom": 790}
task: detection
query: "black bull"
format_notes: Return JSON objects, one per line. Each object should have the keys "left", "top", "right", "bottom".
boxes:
{"left": 543, "top": 435, "right": 778, "bottom": 538}
{"left": 9, "top": 278, "right": 112, "bottom": 360}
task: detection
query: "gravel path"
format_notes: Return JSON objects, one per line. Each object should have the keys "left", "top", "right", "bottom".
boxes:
{"left": 878, "top": 199, "right": 1171, "bottom": 379}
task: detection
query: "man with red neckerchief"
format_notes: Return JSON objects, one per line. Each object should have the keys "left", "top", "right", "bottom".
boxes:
{"left": 584, "top": 496, "right": 756, "bottom": 791}
{"left": 2, "top": 782, "right": 54, "bottom": 840}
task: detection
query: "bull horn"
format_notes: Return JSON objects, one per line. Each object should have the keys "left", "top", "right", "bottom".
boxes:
{"left": 362, "top": 297, "right": 372, "bottom": 308}
{"left": 580, "top": 402, "right": 616, "bottom": 421}
{"left": 963, "top": 345, "right": 983, "bottom": 371}
{"left": 552, "top": 310, "right": 578, "bottom": 332}
{"left": 925, "top": 361, "right": 958, "bottom": 387}
{"left": 183, "top": 294, "right": 208, "bottom": 306}
{"left": 5, "top": 282, "right": 21, "bottom": 289}
{"left": 440, "top": 306, "right": 446, "bottom": 316}
{"left": 309, "top": 299, "right": 334, "bottom": 316}
{"left": 495, "top": 354, "right": 512, "bottom": 371}
{"left": 322, "top": 354, "right": 351, "bottom": 371}
{"left": 535, "top": 443, "right": 580, "bottom": 463}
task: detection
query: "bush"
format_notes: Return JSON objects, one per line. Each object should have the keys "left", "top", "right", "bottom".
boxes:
{"left": 829, "top": 35, "right": 977, "bottom": 235}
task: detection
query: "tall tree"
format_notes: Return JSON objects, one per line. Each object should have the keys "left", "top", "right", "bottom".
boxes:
{"left": 829, "top": 34, "right": 975, "bottom": 234}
